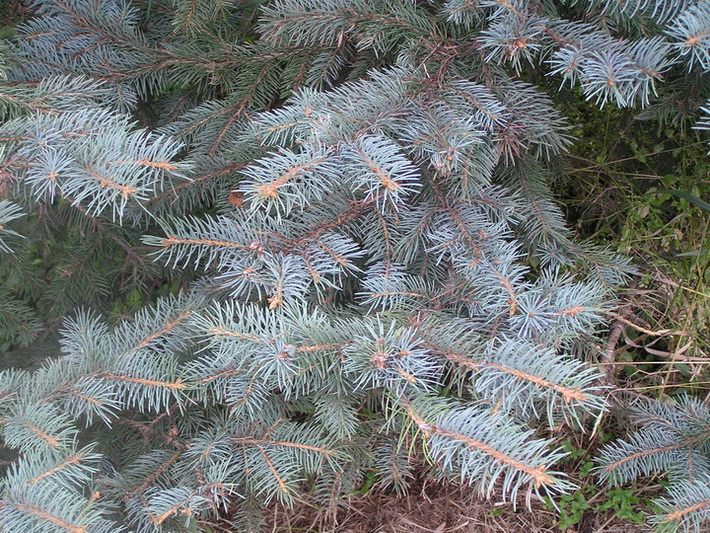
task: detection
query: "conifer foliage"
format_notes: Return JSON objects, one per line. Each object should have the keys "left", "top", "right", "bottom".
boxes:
{"left": 0, "top": 0, "right": 709, "bottom": 531}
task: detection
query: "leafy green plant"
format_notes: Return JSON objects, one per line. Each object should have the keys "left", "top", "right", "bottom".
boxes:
{"left": 545, "top": 440, "right": 648, "bottom": 530}
{"left": 551, "top": 491, "right": 592, "bottom": 530}
{"left": 597, "top": 487, "right": 645, "bottom": 525}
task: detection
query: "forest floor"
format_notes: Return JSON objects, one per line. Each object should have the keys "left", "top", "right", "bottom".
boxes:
{"left": 263, "top": 481, "right": 650, "bottom": 533}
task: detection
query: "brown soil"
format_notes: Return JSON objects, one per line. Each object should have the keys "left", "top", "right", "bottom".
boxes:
{"left": 262, "top": 481, "right": 651, "bottom": 533}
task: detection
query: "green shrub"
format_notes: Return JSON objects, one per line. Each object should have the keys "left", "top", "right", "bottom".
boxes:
{"left": 1, "top": 1, "right": 709, "bottom": 531}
